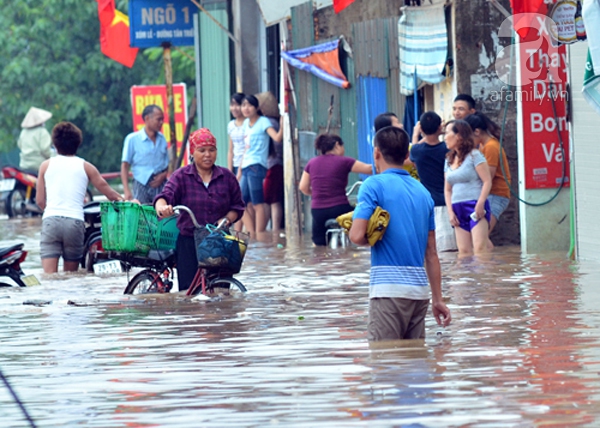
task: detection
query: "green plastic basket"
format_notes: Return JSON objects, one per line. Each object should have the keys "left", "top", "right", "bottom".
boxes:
{"left": 153, "top": 216, "right": 179, "bottom": 250}
{"left": 100, "top": 202, "right": 158, "bottom": 255}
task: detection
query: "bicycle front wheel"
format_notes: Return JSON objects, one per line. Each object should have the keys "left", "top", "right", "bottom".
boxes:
{"left": 124, "top": 269, "right": 166, "bottom": 295}
{"left": 206, "top": 276, "right": 247, "bottom": 296}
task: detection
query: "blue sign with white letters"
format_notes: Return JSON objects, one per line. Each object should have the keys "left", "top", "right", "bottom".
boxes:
{"left": 129, "top": 0, "right": 195, "bottom": 48}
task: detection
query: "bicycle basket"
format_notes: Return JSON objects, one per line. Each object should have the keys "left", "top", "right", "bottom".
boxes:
{"left": 100, "top": 202, "right": 158, "bottom": 255}
{"left": 194, "top": 226, "right": 249, "bottom": 274}
{"left": 153, "top": 216, "right": 180, "bottom": 251}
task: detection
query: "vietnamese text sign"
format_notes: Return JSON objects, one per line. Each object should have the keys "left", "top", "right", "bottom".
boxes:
{"left": 519, "top": 16, "right": 570, "bottom": 190}
{"left": 130, "top": 84, "right": 189, "bottom": 163}
{"left": 129, "top": 0, "right": 195, "bottom": 48}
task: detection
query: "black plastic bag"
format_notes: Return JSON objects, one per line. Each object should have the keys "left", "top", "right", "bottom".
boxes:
{"left": 195, "top": 229, "right": 243, "bottom": 273}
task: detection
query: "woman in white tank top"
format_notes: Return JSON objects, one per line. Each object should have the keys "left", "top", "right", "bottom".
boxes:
{"left": 36, "top": 122, "right": 123, "bottom": 274}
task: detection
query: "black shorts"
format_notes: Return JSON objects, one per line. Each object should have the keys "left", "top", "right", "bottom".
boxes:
{"left": 176, "top": 234, "right": 197, "bottom": 291}
{"left": 311, "top": 204, "right": 354, "bottom": 246}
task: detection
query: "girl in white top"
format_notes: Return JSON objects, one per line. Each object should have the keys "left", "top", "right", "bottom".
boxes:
{"left": 238, "top": 95, "right": 283, "bottom": 236}
{"left": 227, "top": 92, "right": 246, "bottom": 175}
{"left": 36, "top": 122, "right": 122, "bottom": 274}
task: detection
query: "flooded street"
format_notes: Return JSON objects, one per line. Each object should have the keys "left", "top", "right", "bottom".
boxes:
{"left": 2, "top": 215, "right": 600, "bottom": 427}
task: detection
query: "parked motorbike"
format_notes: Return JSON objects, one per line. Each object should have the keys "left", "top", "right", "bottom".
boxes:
{"left": 81, "top": 201, "right": 126, "bottom": 273}
{"left": 0, "top": 243, "right": 40, "bottom": 287}
{"left": 81, "top": 201, "right": 103, "bottom": 271}
{"left": 325, "top": 219, "right": 349, "bottom": 249}
{"left": 324, "top": 181, "right": 362, "bottom": 249}
{"left": 0, "top": 166, "right": 93, "bottom": 218}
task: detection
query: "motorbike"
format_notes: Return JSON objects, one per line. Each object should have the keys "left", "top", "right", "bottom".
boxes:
{"left": 81, "top": 201, "right": 126, "bottom": 273}
{"left": 0, "top": 243, "right": 40, "bottom": 287}
{"left": 324, "top": 181, "right": 362, "bottom": 249}
{"left": 1, "top": 166, "right": 93, "bottom": 218}
{"left": 81, "top": 201, "right": 104, "bottom": 271}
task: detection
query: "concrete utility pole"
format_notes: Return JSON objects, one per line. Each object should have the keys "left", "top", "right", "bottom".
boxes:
{"left": 162, "top": 42, "right": 178, "bottom": 173}
{"left": 280, "top": 22, "right": 302, "bottom": 240}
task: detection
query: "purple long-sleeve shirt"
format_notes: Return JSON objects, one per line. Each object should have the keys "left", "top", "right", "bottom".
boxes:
{"left": 154, "top": 164, "right": 245, "bottom": 237}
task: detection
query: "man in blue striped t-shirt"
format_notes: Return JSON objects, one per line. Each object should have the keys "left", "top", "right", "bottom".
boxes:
{"left": 349, "top": 126, "right": 451, "bottom": 341}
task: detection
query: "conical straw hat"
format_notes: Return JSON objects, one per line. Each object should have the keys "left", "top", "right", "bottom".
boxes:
{"left": 255, "top": 91, "right": 280, "bottom": 118}
{"left": 21, "top": 107, "right": 52, "bottom": 128}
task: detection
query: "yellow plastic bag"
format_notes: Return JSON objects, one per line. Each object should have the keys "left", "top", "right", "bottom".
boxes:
{"left": 224, "top": 235, "right": 247, "bottom": 258}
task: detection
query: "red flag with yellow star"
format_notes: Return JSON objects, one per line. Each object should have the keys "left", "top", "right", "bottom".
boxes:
{"left": 97, "top": 0, "right": 138, "bottom": 68}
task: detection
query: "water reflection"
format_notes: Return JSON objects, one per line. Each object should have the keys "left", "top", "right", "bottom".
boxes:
{"left": 1, "top": 217, "right": 600, "bottom": 426}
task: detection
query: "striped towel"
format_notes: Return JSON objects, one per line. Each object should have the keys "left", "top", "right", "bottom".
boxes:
{"left": 398, "top": 5, "right": 448, "bottom": 95}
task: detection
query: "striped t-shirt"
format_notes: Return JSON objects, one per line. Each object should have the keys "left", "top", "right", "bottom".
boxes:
{"left": 352, "top": 169, "right": 435, "bottom": 300}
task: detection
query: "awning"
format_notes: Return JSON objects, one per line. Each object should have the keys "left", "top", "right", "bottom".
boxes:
{"left": 256, "top": 0, "right": 333, "bottom": 26}
{"left": 281, "top": 38, "right": 350, "bottom": 89}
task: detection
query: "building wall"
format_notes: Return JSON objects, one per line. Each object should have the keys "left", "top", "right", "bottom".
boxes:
{"left": 232, "top": 0, "right": 264, "bottom": 95}
{"left": 292, "top": 2, "right": 407, "bottom": 158}
{"left": 569, "top": 40, "right": 600, "bottom": 260}
{"left": 316, "top": 0, "right": 406, "bottom": 45}
{"left": 286, "top": 0, "right": 523, "bottom": 246}
{"left": 199, "top": 3, "right": 231, "bottom": 168}
{"left": 453, "top": 0, "right": 520, "bottom": 246}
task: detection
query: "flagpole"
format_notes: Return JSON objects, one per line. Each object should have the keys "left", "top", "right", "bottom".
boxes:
{"left": 162, "top": 42, "right": 178, "bottom": 173}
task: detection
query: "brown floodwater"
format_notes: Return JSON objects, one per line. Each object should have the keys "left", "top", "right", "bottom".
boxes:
{"left": 1, "top": 215, "right": 600, "bottom": 427}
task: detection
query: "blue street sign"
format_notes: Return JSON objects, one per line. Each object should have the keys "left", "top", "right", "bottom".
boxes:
{"left": 129, "top": 0, "right": 195, "bottom": 48}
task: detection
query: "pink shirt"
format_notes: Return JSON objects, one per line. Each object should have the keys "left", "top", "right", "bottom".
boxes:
{"left": 304, "top": 154, "right": 356, "bottom": 209}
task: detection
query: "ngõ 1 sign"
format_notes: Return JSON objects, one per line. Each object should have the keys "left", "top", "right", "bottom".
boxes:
{"left": 129, "top": 0, "right": 195, "bottom": 48}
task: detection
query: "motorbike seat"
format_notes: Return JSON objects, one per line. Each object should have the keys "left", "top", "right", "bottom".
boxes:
{"left": 0, "top": 244, "right": 24, "bottom": 258}
{"left": 325, "top": 219, "right": 340, "bottom": 229}
{"left": 83, "top": 201, "right": 102, "bottom": 228}
{"left": 4, "top": 166, "right": 38, "bottom": 178}
{"left": 147, "top": 249, "right": 175, "bottom": 261}
{"left": 83, "top": 201, "right": 101, "bottom": 213}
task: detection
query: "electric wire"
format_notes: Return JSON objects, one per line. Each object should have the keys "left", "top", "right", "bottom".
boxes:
{"left": 0, "top": 367, "right": 37, "bottom": 428}
{"left": 498, "top": 30, "right": 568, "bottom": 207}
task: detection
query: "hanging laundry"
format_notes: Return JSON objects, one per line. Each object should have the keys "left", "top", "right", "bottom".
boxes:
{"left": 398, "top": 5, "right": 447, "bottom": 95}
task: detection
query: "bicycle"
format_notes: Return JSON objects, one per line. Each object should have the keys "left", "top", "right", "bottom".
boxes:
{"left": 112, "top": 205, "right": 248, "bottom": 297}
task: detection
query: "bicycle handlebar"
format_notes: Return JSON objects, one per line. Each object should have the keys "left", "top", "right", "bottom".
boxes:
{"left": 346, "top": 181, "right": 362, "bottom": 196}
{"left": 172, "top": 205, "right": 228, "bottom": 231}
{"left": 172, "top": 205, "right": 201, "bottom": 229}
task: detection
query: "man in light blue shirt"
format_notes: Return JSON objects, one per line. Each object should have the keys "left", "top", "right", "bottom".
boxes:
{"left": 121, "top": 105, "right": 169, "bottom": 203}
{"left": 349, "top": 126, "right": 451, "bottom": 341}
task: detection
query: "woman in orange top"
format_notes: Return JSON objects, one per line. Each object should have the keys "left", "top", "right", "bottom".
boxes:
{"left": 465, "top": 112, "right": 511, "bottom": 244}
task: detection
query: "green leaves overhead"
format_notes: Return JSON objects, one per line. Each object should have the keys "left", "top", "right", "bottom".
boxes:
{"left": 0, "top": 0, "right": 195, "bottom": 172}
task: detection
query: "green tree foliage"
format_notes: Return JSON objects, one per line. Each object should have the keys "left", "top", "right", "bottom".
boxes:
{"left": 0, "top": 0, "right": 195, "bottom": 172}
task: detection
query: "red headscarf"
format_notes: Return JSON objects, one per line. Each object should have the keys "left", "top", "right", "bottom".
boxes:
{"left": 189, "top": 128, "right": 216, "bottom": 153}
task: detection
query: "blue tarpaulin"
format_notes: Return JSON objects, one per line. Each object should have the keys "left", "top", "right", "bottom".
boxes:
{"left": 281, "top": 39, "right": 350, "bottom": 89}
{"left": 357, "top": 76, "right": 387, "bottom": 177}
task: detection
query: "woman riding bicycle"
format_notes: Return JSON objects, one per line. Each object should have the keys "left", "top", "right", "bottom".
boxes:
{"left": 154, "top": 128, "right": 245, "bottom": 291}
{"left": 298, "top": 134, "right": 372, "bottom": 246}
